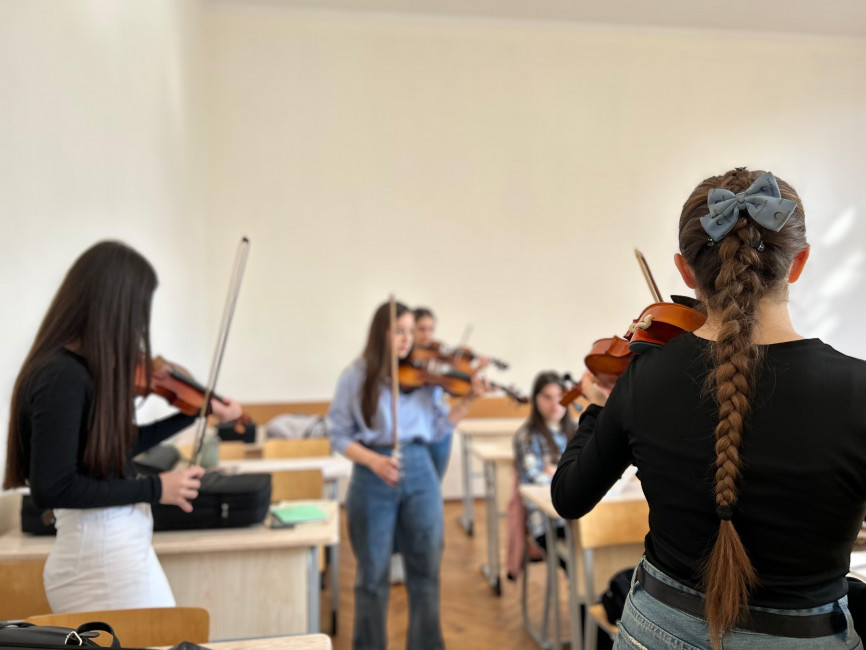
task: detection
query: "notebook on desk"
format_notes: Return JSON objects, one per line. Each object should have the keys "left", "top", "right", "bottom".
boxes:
{"left": 270, "top": 503, "right": 329, "bottom": 528}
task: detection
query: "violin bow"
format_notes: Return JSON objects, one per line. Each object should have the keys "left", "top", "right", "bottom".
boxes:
{"left": 191, "top": 237, "right": 251, "bottom": 465}
{"left": 451, "top": 323, "right": 474, "bottom": 367}
{"left": 634, "top": 249, "right": 662, "bottom": 303}
{"left": 389, "top": 295, "right": 401, "bottom": 464}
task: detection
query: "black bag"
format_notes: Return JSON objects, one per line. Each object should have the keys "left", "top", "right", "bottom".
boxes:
{"left": 601, "top": 567, "right": 635, "bottom": 624}
{"left": 20, "top": 495, "right": 56, "bottom": 536}
{"left": 151, "top": 471, "right": 272, "bottom": 531}
{"left": 216, "top": 421, "right": 257, "bottom": 444}
{"left": 132, "top": 445, "right": 181, "bottom": 475}
{"left": 0, "top": 621, "right": 120, "bottom": 649}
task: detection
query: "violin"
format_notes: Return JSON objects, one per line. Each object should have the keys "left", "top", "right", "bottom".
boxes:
{"left": 398, "top": 359, "right": 528, "bottom": 404}
{"left": 411, "top": 341, "right": 508, "bottom": 373}
{"left": 135, "top": 356, "right": 251, "bottom": 433}
{"left": 560, "top": 250, "right": 706, "bottom": 406}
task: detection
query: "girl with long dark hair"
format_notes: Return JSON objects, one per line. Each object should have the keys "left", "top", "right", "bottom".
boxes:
{"left": 328, "top": 300, "right": 486, "bottom": 650}
{"left": 4, "top": 241, "right": 242, "bottom": 612}
{"left": 552, "top": 169, "right": 866, "bottom": 649}
{"left": 514, "top": 371, "right": 576, "bottom": 550}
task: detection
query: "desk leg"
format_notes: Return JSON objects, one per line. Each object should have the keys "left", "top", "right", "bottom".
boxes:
{"left": 479, "top": 460, "right": 501, "bottom": 596}
{"left": 325, "top": 478, "right": 340, "bottom": 634}
{"left": 546, "top": 517, "right": 563, "bottom": 650}
{"left": 564, "top": 522, "right": 583, "bottom": 650}
{"left": 330, "top": 542, "right": 339, "bottom": 635}
{"left": 308, "top": 546, "right": 321, "bottom": 634}
{"left": 458, "top": 434, "right": 474, "bottom": 536}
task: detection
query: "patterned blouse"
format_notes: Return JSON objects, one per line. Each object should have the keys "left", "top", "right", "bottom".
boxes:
{"left": 514, "top": 421, "right": 568, "bottom": 540}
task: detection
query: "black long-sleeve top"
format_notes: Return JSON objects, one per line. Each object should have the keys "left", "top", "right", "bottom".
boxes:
{"left": 17, "top": 349, "right": 196, "bottom": 510}
{"left": 551, "top": 333, "right": 866, "bottom": 609}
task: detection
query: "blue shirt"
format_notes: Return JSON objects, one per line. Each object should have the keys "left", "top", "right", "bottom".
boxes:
{"left": 327, "top": 359, "right": 455, "bottom": 456}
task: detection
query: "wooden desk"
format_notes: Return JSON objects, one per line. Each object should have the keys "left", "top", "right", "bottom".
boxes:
{"left": 218, "top": 455, "right": 350, "bottom": 632}
{"left": 456, "top": 418, "right": 522, "bottom": 537}
{"left": 471, "top": 438, "right": 516, "bottom": 596}
{"left": 520, "top": 480, "right": 646, "bottom": 650}
{"left": 156, "top": 634, "right": 332, "bottom": 650}
{"left": 0, "top": 501, "right": 339, "bottom": 641}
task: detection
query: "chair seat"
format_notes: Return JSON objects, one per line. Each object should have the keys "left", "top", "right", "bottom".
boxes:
{"left": 588, "top": 602, "right": 619, "bottom": 638}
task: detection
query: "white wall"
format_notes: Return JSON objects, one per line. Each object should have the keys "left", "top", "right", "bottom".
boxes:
{"left": 202, "top": 5, "right": 866, "bottom": 405}
{"left": 0, "top": 1, "right": 207, "bottom": 475}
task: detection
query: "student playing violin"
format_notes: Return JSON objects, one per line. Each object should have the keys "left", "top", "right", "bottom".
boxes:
{"left": 413, "top": 306, "right": 490, "bottom": 478}
{"left": 328, "top": 300, "right": 486, "bottom": 650}
{"left": 3, "top": 241, "right": 243, "bottom": 612}
{"left": 553, "top": 169, "right": 866, "bottom": 649}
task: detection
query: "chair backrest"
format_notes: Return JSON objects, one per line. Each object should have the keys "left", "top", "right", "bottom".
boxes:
{"left": 218, "top": 441, "right": 246, "bottom": 460}
{"left": 0, "top": 559, "right": 51, "bottom": 619}
{"left": 26, "top": 607, "right": 209, "bottom": 647}
{"left": 576, "top": 498, "right": 649, "bottom": 602}
{"left": 263, "top": 438, "right": 331, "bottom": 459}
{"left": 0, "top": 491, "right": 22, "bottom": 535}
{"left": 270, "top": 469, "right": 324, "bottom": 502}
{"left": 578, "top": 499, "right": 649, "bottom": 550}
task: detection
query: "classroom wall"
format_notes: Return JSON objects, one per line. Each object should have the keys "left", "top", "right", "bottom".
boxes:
{"left": 202, "top": 4, "right": 866, "bottom": 405}
{"left": 0, "top": 1, "right": 208, "bottom": 475}
{"left": 2, "top": 2, "right": 865, "bottom": 488}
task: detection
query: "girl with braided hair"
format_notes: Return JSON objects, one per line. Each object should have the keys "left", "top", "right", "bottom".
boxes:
{"left": 552, "top": 168, "right": 866, "bottom": 649}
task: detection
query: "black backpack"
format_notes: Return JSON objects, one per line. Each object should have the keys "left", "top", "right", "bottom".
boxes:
{"left": 601, "top": 567, "right": 634, "bottom": 624}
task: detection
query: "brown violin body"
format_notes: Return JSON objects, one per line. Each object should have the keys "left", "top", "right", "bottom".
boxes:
{"left": 398, "top": 359, "right": 528, "bottom": 404}
{"left": 135, "top": 356, "right": 251, "bottom": 432}
{"left": 411, "top": 341, "right": 508, "bottom": 373}
{"left": 560, "top": 301, "right": 706, "bottom": 406}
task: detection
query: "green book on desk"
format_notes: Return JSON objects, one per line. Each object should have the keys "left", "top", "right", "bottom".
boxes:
{"left": 270, "top": 504, "right": 328, "bottom": 528}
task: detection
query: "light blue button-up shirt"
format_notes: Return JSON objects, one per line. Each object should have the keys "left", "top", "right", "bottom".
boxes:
{"left": 327, "top": 359, "right": 455, "bottom": 456}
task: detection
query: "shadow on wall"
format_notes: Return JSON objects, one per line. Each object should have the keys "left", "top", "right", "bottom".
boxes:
{"left": 791, "top": 205, "right": 864, "bottom": 357}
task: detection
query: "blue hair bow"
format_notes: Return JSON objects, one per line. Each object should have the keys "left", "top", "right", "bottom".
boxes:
{"left": 700, "top": 172, "right": 797, "bottom": 244}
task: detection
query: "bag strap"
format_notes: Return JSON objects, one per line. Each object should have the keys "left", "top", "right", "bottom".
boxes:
{"left": 69, "top": 622, "right": 120, "bottom": 648}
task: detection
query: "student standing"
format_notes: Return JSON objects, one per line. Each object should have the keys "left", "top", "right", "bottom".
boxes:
{"left": 4, "top": 241, "right": 243, "bottom": 612}
{"left": 553, "top": 169, "right": 866, "bottom": 649}
{"left": 328, "top": 300, "right": 485, "bottom": 650}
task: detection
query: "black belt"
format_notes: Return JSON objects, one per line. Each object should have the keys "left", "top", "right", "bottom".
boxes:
{"left": 636, "top": 564, "right": 847, "bottom": 639}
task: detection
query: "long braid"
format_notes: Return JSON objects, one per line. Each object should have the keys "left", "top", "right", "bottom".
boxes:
{"left": 703, "top": 218, "right": 762, "bottom": 646}
{"left": 677, "top": 167, "right": 808, "bottom": 648}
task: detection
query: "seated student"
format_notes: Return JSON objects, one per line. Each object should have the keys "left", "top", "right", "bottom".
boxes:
{"left": 514, "top": 371, "right": 576, "bottom": 553}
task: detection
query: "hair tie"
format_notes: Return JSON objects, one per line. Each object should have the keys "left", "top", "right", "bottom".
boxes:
{"left": 700, "top": 172, "right": 797, "bottom": 244}
{"left": 716, "top": 504, "right": 733, "bottom": 521}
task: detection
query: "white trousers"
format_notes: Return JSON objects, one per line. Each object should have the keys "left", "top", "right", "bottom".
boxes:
{"left": 43, "top": 503, "right": 175, "bottom": 612}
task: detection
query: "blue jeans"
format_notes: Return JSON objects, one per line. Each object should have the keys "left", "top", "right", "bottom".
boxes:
{"left": 615, "top": 559, "right": 863, "bottom": 650}
{"left": 427, "top": 433, "right": 453, "bottom": 481}
{"left": 347, "top": 442, "right": 444, "bottom": 650}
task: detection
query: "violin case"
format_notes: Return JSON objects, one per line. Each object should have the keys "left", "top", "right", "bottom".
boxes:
{"left": 21, "top": 463, "right": 272, "bottom": 535}
{"left": 151, "top": 471, "right": 272, "bottom": 531}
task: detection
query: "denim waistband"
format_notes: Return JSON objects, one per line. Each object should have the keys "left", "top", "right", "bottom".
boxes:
{"left": 636, "top": 559, "right": 847, "bottom": 639}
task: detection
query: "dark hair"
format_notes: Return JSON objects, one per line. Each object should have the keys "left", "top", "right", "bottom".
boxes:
{"left": 4, "top": 241, "right": 158, "bottom": 488}
{"left": 678, "top": 168, "right": 807, "bottom": 645}
{"left": 526, "top": 371, "right": 576, "bottom": 461}
{"left": 413, "top": 307, "right": 435, "bottom": 322}
{"left": 360, "top": 301, "right": 411, "bottom": 429}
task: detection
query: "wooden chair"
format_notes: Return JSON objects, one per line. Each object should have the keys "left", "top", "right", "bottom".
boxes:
{"left": 0, "top": 559, "right": 52, "bottom": 619}
{"left": 270, "top": 469, "right": 324, "bottom": 503}
{"left": 26, "top": 607, "right": 209, "bottom": 647}
{"left": 577, "top": 498, "right": 649, "bottom": 649}
{"left": 262, "top": 438, "right": 331, "bottom": 459}
{"left": 218, "top": 440, "right": 246, "bottom": 460}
